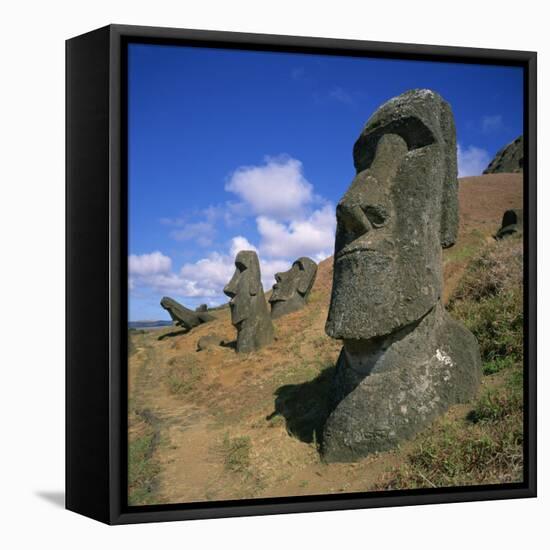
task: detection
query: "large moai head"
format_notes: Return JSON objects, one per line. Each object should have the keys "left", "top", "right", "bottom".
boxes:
{"left": 325, "top": 89, "right": 459, "bottom": 341}
{"left": 224, "top": 250, "right": 274, "bottom": 352}
{"left": 269, "top": 257, "right": 318, "bottom": 319}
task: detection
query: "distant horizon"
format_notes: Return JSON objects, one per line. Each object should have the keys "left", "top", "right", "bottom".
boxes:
{"left": 128, "top": 43, "right": 523, "bottom": 321}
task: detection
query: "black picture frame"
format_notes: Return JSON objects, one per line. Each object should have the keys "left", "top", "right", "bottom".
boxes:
{"left": 66, "top": 23, "right": 537, "bottom": 525}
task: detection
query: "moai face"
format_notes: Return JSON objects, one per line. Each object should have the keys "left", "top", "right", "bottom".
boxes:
{"left": 269, "top": 257, "right": 317, "bottom": 318}
{"left": 224, "top": 250, "right": 263, "bottom": 326}
{"left": 326, "top": 90, "right": 458, "bottom": 341}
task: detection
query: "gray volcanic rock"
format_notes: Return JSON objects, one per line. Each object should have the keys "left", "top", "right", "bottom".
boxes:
{"left": 160, "top": 296, "right": 214, "bottom": 332}
{"left": 483, "top": 135, "right": 523, "bottom": 174}
{"left": 322, "top": 89, "right": 481, "bottom": 462}
{"left": 195, "top": 304, "right": 209, "bottom": 312}
{"left": 495, "top": 208, "right": 523, "bottom": 240}
{"left": 197, "top": 334, "right": 224, "bottom": 351}
{"left": 269, "top": 257, "right": 318, "bottom": 319}
{"left": 224, "top": 251, "right": 274, "bottom": 353}
{"left": 323, "top": 304, "right": 481, "bottom": 460}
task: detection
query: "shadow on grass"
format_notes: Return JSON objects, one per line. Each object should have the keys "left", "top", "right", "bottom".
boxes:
{"left": 157, "top": 328, "right": 189, "bottom": 341}
{"left": 268, "top": 365, "right": 336, "bottom": 446}
{"left": 220, "top": 339, "right": 237, "bottom": 350}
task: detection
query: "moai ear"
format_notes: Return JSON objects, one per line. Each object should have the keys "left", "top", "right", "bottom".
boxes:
{"left": 249, "top": 277, "right": 261, "bottom": 296}
{"left": 296, "top": 258, "right": 318, "bottom": 296}
{"left": 246, "top": 251, "right": 262, "bottom": 296}
{"left": 438, "top": 100, "right": 459, "bottom": 249}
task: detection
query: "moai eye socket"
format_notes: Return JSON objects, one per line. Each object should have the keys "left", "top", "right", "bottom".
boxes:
{"left": 236, "top": 261, "right": 247, "bottom": 272}
{"left": 363, "top": 205, "right": 389, "bottom": 228}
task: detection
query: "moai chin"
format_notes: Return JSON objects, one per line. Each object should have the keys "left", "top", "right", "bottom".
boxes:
{"left": 269, "top": 257, "right": 318, "bottom": 319}
{"left": 322, "top": 89, "right": 482, "bottom": 462}
{"left": 224, "top": 250, "right": 274, "bottom": 353}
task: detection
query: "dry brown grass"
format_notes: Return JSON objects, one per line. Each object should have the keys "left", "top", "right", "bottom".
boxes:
{"left": 127, "top": 173, "right": 524, "bottom": 505}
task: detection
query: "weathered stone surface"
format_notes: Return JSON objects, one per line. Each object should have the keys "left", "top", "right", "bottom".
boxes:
{"left": 323, "top": 304, "right": 481, "bottom": 460}
{"left": 197, "top": 334, "right": 223, "bottom": 351}
{"left": 224, "top": 250, "right": 274, "bottom": 353}
{"left": 269, "top": 257, "right": 318, "bottom": 319}
{"left": 495, "top": 208, "right": 523, "bottom": 239}
{"left": 483, "top": 135, "right": 523, "bottom": 174}
{"left": 322, "top": 89, "right": 481, "bottom": 462}
{"left": 160, "top": 296, "right": 214, "bottom": 332}
{"left": 195, "top": 304, "right": 209, "bottom": 312}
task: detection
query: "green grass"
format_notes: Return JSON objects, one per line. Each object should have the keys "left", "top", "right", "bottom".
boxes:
{"left": 482, "top": 355, "right": 516, "bottom": 375}
{"left": 379, "top": 238, "right": 524, "bottom": 490}
{"left": 128, "top": 429, "right": 161, "bottom": 505}
{"left": 166, "top": 354, "right": 204, "bottom": 395}
{"left": 378, "top": 367, "right": 523, "bottom": 489}
{"left": 449, "top": 237, "right": 523, "bottom": 364}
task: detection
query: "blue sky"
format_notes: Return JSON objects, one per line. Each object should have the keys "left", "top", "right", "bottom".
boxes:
{"left": 128, "top": 43, "right": 523, "bottom": 321}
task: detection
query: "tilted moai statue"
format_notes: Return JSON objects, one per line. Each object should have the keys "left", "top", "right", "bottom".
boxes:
{"left": 323, "top": 89, "right": 482, "bottom": 462}
{"left": 495, "top": 208, "right": 523, "bottom": 240}
{"left": 224, "top": 250, "right": 274, "bottom": 353}
{"left": 160, "top": 296, "right": 214, "bottom": 331}
{"left": 269, "top": 257, "right": 318, "bottom": 319}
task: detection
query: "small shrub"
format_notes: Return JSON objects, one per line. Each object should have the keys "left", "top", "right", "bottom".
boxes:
{"left": 483, "top": 356, "right": 516, "bottom": 375}
{"left": 449, "top": 239, "right": 523, "bottom": 364}
{"left": 166, "top": 354, "right": 204, "bottom": 395}
{"left": 222, "top": 434, "right": 252, "bottom": 473}
{"left": 450, "top": 238, "right": 522, "bottom": 303}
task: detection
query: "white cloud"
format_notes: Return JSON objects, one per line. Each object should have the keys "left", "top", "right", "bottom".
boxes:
{"left": 481, "top": 115, "right": 503, "bottom": 133}
{"left": 128, "top": 251, "right": 172, "bottom": 276}
{"left": 457, "top": 143, "right": 491, "bottom": 178}
{"left": 225, "top": 156, "right": 314, "bottom": 221}
{"left": 179, "top": 252, "right": 235, "bottom": 296}
{"left": 133, "top": 157, "right": 337, "bottom": 312}
{"left": 328, "top": 86, "right": 354, "bottom": 105}
{"left": 170, "top": 221, "right": 216, "bottom": 246}
{"left": 229, "top": 235, "right": 258, "bottom": 257}
{"left": 257, "top": 203, "right": 335, "bottom": 260}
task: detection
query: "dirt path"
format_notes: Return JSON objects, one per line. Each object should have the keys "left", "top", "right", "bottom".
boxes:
{"left": 128, "top": 173, "right": 523, "bottom": 505}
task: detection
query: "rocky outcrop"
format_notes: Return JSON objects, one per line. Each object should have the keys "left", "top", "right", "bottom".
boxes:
{"left": 483, "top": 135, "right": 523, "bottom": 174}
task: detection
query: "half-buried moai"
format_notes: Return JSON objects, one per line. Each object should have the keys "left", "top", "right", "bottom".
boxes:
{"left": 160, "top": 296, "right": 214, "bottom": 332}
{"left": 269, "top": 257, "right": 318, "bottom": 319}
{"left": 224, "top": 250, "right": 274, "bottom": 353}
{"left": 322, "top": 89, "right": 482, "bottom": 462}
{"left": 495, "top": 208, "right": 523, "bottom": 240}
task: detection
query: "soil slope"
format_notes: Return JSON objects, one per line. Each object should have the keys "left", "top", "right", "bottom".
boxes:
{"left": 128, "top": 173, "right": 523, "bottom": 505}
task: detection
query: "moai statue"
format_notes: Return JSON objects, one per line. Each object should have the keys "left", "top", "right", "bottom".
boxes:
{"left": 495, "top": 208, "right": 523, "bottom": 239}
{"left": 224, "top": 250, "right": 274, "bottom": 353}
{"left": 323, "top": 89, "right": 482, "bottom": 462}
{"left": 269, "top": 257, "right": 318, "bottom": 319}
{"left": 160, "top": 296, "right": 214, "bottom": 332}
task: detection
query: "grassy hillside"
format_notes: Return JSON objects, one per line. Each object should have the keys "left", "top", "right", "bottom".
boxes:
{"left": 128, "top": 173, "right": 523, "bottom": 505}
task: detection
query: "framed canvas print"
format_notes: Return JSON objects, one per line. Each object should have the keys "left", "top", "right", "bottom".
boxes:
{"left": 66, "top": 24, "right": 537, "bottom": 525}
